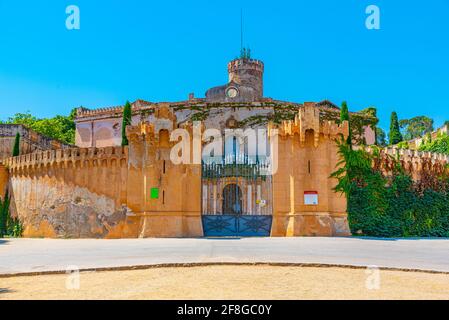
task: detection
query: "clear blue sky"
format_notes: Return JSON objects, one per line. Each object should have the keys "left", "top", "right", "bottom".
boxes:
{"left": 1, "top": 0, "right": 448, "bottom": 131}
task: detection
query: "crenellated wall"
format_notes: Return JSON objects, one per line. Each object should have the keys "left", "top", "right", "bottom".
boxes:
{"left": 8, "top": 102, "right": 446, "bottom": 239}
{"left": 4, "top": 147, "right": 132, "bottom": 238}
{"left": 369, "top": 147, "right": 449, "bottom": 181}
{"left": 271, "top": 103, "right": 351, "bottom": 237}
{"left": 1, "top": 104, "right": 202, "bottom": 238}
{"left": 125, "top": 105, "right": 202, "bottom": 238}
{"left": 0, "top": 124, "right": 72, "bottom": 160}
{"left": 1, "top": 103, "right": 352, "bottom": 239}
{"left": 405, "top": 124, "right": 449, "bottom": 150}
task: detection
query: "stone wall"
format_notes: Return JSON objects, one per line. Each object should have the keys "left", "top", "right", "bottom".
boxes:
{"left": 75, "top": 100, "right": 153, "bottom": 148}
{"left": 2, "top": 104, "right": 203, "bottom": 239}
{"left": 369, "top": 147, "right": 449, "bottom": 181}
{"left": 2, "top": 103, "right": 364, "bottom": 239}
{"left": 4, "top": 147, "right": 132, "bottom": 238}
{"left": 271, "top": 103, "right": 351, "bottom": 237}
{"left": 125, "top": 105, "right": 203, "bottom": 237}
{"left": 0, "top": 124, "right": 71, "bottom": 160}
{"left": 406, "top": 124, "right": 449, "bottom": 150}
{"left": 0, "top": 164, "right": 8, "bottom": 198}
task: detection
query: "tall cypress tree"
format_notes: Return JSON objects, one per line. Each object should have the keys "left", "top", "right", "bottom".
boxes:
{"left": 340, "top": 101, "right": 352, "bottom": 146}
{"left": 0, "top": 196, "right": 4, "bottom": 237}
{"left": 12, "top": 132, "right": 20, "bottom": 157}
{"left": 340, "top": 101, "right": 349, "bottom": 123}
{"left": 389, "top": 111, "right": 403, "bottom": 145}
{"left": 121, "top": 101, "right": 132, "bottom": 146}
{"left": 0, "top": 190, "right": 9, "bottom": 237}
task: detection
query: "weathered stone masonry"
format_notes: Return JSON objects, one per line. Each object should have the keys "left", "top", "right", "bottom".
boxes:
{"left": 0, "top": 56, "right": 387, "bottom": 238}
{"left": 271, "top": 104, "right": 350, "bottom": 236}
{"left": 4, "top": 147, "right": 130, "bottom": 238}
{"left": 0, "top": 124, "right": 71, "bottom": 160}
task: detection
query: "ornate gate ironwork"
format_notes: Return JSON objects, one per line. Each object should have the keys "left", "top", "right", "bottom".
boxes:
{"left": 202, "top": 215, "right": 273, "bottom": 237}
{"left": 201, "top": 155, "right": 273, "bottom": 237}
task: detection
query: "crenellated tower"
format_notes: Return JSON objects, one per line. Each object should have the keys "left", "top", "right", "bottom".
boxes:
{"left": 206, "top": 55, "right": 265, "bottom": 103}
{"left": 227, "top": 58, "right": 264, "bottom": 99}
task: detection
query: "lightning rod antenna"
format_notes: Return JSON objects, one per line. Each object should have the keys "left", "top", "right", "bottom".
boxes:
{"left": 240, "top": 8, "right": 243, "bottom": 57}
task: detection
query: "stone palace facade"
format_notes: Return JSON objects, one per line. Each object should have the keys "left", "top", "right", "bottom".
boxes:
{"left": 0, "top": 56, "right": 382, "bottom": 238}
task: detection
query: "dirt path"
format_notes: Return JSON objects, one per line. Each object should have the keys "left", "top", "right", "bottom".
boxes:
{"left": 1, "top": 265, "right": 449, "bottom": 300}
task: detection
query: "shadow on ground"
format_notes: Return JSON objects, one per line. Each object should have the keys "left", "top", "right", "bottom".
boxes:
{"left": 352, "top": 236, "right": 449, "bottom": 241}
{"left": 0, "top": 288, "right": 14, "bottom": 295}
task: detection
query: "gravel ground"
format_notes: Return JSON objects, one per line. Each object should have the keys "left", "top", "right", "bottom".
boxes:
{"left": 1, "top": 265, "right": 449, "bottom": 300}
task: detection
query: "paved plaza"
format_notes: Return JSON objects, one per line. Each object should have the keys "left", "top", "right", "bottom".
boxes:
{"left": 1, "top": 237, "right": 449, "bottom": 275}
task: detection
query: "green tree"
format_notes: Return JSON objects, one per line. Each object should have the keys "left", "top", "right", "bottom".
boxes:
{"left": 2, "top": 109, "right": 76, "bottom": 145}
{"left": 399, "top": 116, "right": 434, "bottom": 141}
{"left": 121, "top": 101, "right": 132, "bottom": 146}
{"left": 419, "top": 133, "right": 449, "bottom": 154}
{"left": 0, "top": 191, "right": 10, "bottom": 238}
{"left": 360, "top": 107, "right": 380, "bottom": 146}
{"left": 397, "top": 141, "right": 409, "bottom": 149}
{"left": 376, "top": 127, "right": 387, "bottom": 146}
{"left": 12, "top": 132, "right": 20, "bottom": 157}
{"left": 389, "top": 112, "right": 403, "bottom": 145}
{"left": 331, "top": 138, "right": 375, "bottom": 196}
{"left": 340, "top": 101, "right": 349, "bottom": 122}
{"left": 340, "top": 101, "right": 351, "bottom": 146}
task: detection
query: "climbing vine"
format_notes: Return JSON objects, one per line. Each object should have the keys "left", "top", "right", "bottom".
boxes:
{"left": 332, "top": 140, "right": 449, "bottom": 237}
{"left": 170, "top": 102, "right": 378, "bottom": 134}
{"left": 321, "top": 108, "right": 377, "bottom": 145}
{"left": 419, "top": 133, "right": 449, "bottom": 155}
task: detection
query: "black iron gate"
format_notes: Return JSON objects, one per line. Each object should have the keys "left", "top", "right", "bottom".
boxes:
{"left": 202, "top": 214, "right": 273, "bottom": 237}
{"left": 201, "top": 156, "right": 273, "bottom": 237}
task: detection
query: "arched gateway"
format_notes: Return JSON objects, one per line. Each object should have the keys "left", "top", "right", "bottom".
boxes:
{"left": 201, "top": 156, "right": 273, "bottom": 237}
{"left": 222, "top": 184, "right": 242, "bottom": 215}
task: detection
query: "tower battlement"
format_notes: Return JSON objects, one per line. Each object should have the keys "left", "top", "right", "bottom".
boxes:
{"left": 206, "top": 57, "right": 265, "bottom": 103}
{"left": 227, "top": 58, "right": 264, "bottom": 75}
{"left": 227, "top": 58, "right": 264, "bottom": 98}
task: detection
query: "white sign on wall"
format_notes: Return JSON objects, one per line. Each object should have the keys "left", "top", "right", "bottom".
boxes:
{"left": 304, "top": 191, "right": 318, "bottom": 205}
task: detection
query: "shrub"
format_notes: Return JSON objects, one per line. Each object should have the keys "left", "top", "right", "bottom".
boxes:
{"left": 0, "top": 191, "right": 23, "bottom": 238}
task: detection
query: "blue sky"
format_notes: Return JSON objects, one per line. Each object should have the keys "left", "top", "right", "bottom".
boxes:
{"left": 0, "top": 0, "right": 448, "bottom": 131}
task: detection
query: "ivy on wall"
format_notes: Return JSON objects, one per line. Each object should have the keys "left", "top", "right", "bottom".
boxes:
{"left": 172, "top": 103, "right": 378, "bottom": 136}
{"left": 320, "top": 108, "right": 377, "bottom": 145}
{"left": 419, "top": 133, "right": 449, "bottom": 155}
{"left": 332, "top": 140, "right": 449, "bottom": 237}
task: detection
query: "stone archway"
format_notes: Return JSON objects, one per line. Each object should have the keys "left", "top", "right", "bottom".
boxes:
{"left": 222, "top": 183, "right": 242, "bottom": 215}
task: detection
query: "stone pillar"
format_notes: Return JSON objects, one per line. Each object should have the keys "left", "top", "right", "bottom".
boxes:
{"left": 271, "top": 105, "right": 351, "bottom": 237}
{"left": 125, "top": 108, "right": 203, "bottom": 238}
{"left": 126, "top": 126, "right": 146, "bottom": 213}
